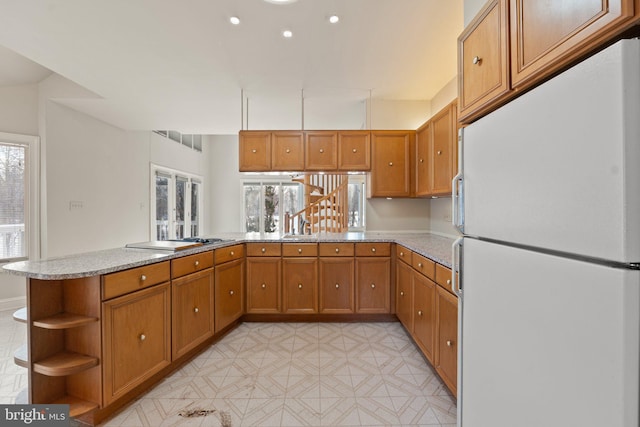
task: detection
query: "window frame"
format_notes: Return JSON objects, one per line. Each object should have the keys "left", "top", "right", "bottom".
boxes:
{"left": 0, "top": 132, "right": 40, "bottom": 263}
{"left": 150, "top": 164, "right": 203, "bottom": 240}
{"left": 241, "top": 179, "right": 304, "bottom": 235}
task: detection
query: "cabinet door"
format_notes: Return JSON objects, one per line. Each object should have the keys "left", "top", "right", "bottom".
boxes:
{"left": 171, "top": 269, "right": 214, "bottom": 359}
{"left": 271, "top": 131, "right": 304, "bottom": 171}
{"left": 510, "top": 0, "right": 636, "bottom": 89}
{"left": 102, "top": 283, "right": 171, "bottom": 405}
{"left": 355, "top": 257, "right": 390, "bottom": 313}
{"left": 413, "top": 272, "right": 437, "bottom": 364}
{"left": 415, "top": 122, "right": 431, "bottom": 197}
{"left": 246, "top": 257, "right": 281, "bottom": 314}
{"left": 395, "top": 260, "right": 413, "bottom": 329}
{"left": 338, "top": 131, "right": 371, "bottom": 171}
{"left": 430, "top": 102, "right": 456, "bottom": 196}
{"left": 369, "top": 131, "right": 414, "bottom": 197}
{"left": 282, "top": 258, "right": 318, "bottom": 313}
{"left": 319, "top": 258, "right": 354, "bottom": 313}
{"left": 436, "top": 285, "right": 458, "bottom": 395}
{"left": 239, "top": 131, "right": 271, "bottom": 172}
{"left": 214, "top": 258, "right": 244, "bottom": 333}
{"left": 305, "top": 131, "right": 338, "bottom": 170}
{"left": 458, "top": 0, "right": 510, "bottom": 123}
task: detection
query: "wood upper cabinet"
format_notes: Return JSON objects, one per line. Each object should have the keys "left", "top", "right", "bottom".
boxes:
{"left": 458, "top": 0, "right": 510, "bottom": 123}
{"left": 171, "top": 268, "right": 214, "bottom": 359}
{"left": 415, "top": 100, "right": 459, "bottom": 197}
{"left": 436, "top": 284, "right": 458, "bottom": 396}
{"left": 369, "top": 131, "right": 415, "bottom": 197}
{"left": 102, "top": 283, "right": 171, "bottom": 406}
{"left": 271, "top": 131, "right": 304, "bottom": 171}
{"left": 305, "top": 131, "right": 338, "bottom": 170}
{"left": 239, "top": 131, "right": 272, "bottom": 172}
{"left": 338, "top": 131, "right": 371, "bottom": 171}
{"left": 413, "top": 271, "right": 437, "bottom": 364}
{"left": 214, "top": 258, "right": 244, "bottom": 333}
{"left": 510, "top": 0, "right": 637, "bottom": 89}
{"left": 430, "top": 101, "right": 458, "bottom": 196}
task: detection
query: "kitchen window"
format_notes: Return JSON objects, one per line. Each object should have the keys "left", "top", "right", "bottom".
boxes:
{"left": 151, "top": 165, "right": 202, "bottom": 240}
{"left": 0, "top": 133, "right": 39, "bottom": 262}
{"left": 243, "top": 181, "right": 303, "bottom": 234}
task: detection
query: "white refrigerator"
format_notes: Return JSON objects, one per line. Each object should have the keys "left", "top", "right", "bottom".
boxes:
{"left": 452, "top": 38, "right": 640, "bottom": 427}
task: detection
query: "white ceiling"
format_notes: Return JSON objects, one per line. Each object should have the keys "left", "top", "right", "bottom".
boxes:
{"left": 0, "top": 0, "right": 463, "bottom": 134}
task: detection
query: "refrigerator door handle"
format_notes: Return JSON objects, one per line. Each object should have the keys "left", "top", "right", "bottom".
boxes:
{"left": 452, "top": 128, "right": 465, "bottom": 233}
{"left": 452, "top": 237, "right": 463, "bottom": 297}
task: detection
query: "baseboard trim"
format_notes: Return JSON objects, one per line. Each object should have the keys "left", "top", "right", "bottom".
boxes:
{"left": 0, "top": 296, "right": 27, "bottom": 312}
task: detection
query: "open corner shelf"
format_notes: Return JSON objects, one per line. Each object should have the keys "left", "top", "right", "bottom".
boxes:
{"left": 33, "top": 352, "right": 98, "bottom": 377}
{"left": 32, "top": 313, "right": 99, "bottom": 330}
{"left": 14, "top": 344, "right": 28, "bottom": 368}
{"left": 53, "top": 395, "right": 100, "bottom": 418}
{"left": 13, "top": 307, "right": 27, "bottom": 323}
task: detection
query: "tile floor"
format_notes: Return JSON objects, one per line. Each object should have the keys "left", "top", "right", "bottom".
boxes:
{"left": 0, "top": 309, "right": 457, "bottom": 426}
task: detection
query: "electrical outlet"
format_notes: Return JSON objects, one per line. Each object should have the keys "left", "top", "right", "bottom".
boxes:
{"left": 69, "top": 201, "right": 83, "bottom": 210}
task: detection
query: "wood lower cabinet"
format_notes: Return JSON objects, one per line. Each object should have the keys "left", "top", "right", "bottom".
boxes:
{"left": 319, "top": 257, "right": 354, "bottom": 313}
{"left": 214, "top": 258, "right": 244, "bottom": 333}
{"left": 435, "top": 285, "right": 458, "bottom": 395}
{"left": 102, "top": 283, "right": 171, "bottom": 406}
{"left": 355, "top": 257, "right": 391, "bottom": 313}
{"left": 246, "top": 257, "right": 282, "bottom": 313}
{"left": 171, "top": 268, "right": 214, "bottom": 359}
{"left": 413, "top": 272, "right": 437, "bottom": 364}
{"left": 395, "top": 259, "right": 413, "bottom": 329}
{"left": 283, "top": 258, "right": 318, "bottom": 313}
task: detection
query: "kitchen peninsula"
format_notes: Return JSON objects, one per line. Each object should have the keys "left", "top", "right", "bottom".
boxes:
{"left": 3, "top": 232, "right": 456, "bottom": 425}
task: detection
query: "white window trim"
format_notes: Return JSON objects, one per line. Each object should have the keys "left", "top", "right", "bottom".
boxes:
{"left": 149, "top": 163, "right": 203, "bottom": 240}
{"left": 0, "top": 132, "right": 40, "bottom": 263}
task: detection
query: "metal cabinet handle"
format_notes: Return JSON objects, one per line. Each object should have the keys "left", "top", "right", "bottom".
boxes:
{"left": 417, "top": 310, "right": 423, "bottom": 316}
{"left": 261, "top": 247, "right": 266, "bottom": 253}
{"left": 140, "top": 275, "right": 147, "bottom": 281}
{"left": 400, "top": 291, "right": 404, "bottom": 296}
{"left": 139, "top": 334, "right": 146, "bottom": 341}
{"left": 437, "top": 150, "right": 442, "bottom": 155}
{"left": 298, "top": 248, "right": 302, "bottom": 254}
{"left": 388, "top": 162, "right": 393, "bottom": 166}
{"left": 286, "top": 148, "right": 291, "bottom": 153}
{"left": 319, "top": 148, "right": 324, "bottom": 153}
{"left": 230, "top": 251, "right": 235, "bottom": 256}
{"left": 335, "top": 283, "right": 340, "bottom": 289}
{"left": 472, "top": 56, "right": 482, "bottom": 65}
{"left": 194, "top": 260, "right": 199, "bottom": 267}
{"left": 252, "top": 149, "right": 257, "bottom": 153}
{"left": 371, "top": 283, "right": 376, "bottom": 289}
{"left": 298, "top": 283, "right": 303, "bottom": 289}
{"left": 420, "top": 158, "right": 424, "bottom": 163}
{"left": 418, "top": 262, "right": 423, "bottom": 268}
{"left": 352, "top": 148, "right": 357, "bottom": 153}
{"left": 194, "top": 307, "right": 199, "bottom": 313}
{"left": 335, "top": 248, "right": 340, "bottom": 253}
{"left": 446, "top": 340, "right": 453, "bottom": 347}
{"left": 229, "top": 290, "right": 234, "bottom": 296}
{"left": 371, "top": 247, "right": 376, "bottom": 253}
{"left": 261, "top": 283, "right": 266, "bottom": 289}
{"left": 400, "top": 252, "right": 404, "bottom": 257}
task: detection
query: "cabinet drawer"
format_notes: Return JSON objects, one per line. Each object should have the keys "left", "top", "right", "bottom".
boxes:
{"left": 412, "top": 253, "right": 436, "bottom": 280}
{"left": 246, "top": 243, "right": 282, "bottom": 257}
{"left": 171, "top": 251, "right": 214, "bottom": 278}
{"left": 435, "top": 263, "right": 454, "bottom": 294}
{"left": 355, "top": 242, "right": 391, "bottom": 257}
{"left": 215, "top": 244, "right": 245, "bottom": 264}
{"left": 396, "top": 245, "right": 412, "bottom": 264}
{"left": 319, "top": 243, "right": 354, "bottom": 257}
{"left": 282, "top": 243, "right": 318, "bottom": 257}
{"left": 102, "top": 261, "right": 170, "bottom": 300}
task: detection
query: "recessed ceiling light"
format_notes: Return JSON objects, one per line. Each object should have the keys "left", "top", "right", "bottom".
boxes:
{"left": 229, "top": 16, "right": 240, "bottom": 25}
{"left": 282, "top": 30, "right": 293, "bottom": 38}
{"left": 329, "top": 15, "right": 339, "bottom": 24}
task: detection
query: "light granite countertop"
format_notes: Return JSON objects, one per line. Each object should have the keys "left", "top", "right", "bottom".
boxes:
{"left": 2, "top": 232, "right": 456, "bottom": 280}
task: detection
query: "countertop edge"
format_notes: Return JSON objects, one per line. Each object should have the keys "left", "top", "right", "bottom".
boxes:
{"left": 2, "top": 232, "right": 457, "bottom": 280}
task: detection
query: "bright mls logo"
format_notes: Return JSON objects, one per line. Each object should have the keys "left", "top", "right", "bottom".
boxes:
{"left": 1, "top": 405, "right": 69, "bottom": 426}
